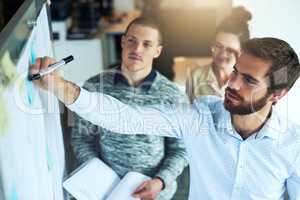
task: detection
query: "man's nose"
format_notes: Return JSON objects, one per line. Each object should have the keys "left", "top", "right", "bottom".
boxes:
{"left": 133, "top": 42, "right": 143, "bottom": 53}
{"left": 228, "top": 73, "right": 242, "bottom": 91}
{"left": 215, "top": 49, "right": 229, "bottom": 60}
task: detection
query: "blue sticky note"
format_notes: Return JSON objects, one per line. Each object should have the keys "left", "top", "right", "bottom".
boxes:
{"left": 30, "top": 42, "right": 36, "bottom": 65}
{"left": 25, "top": 43, "right": 37, "bottom": 105}
{"left": 46, "top": 146, "right": 54, "bottom": 171}
{"left": 9, "top": 184, "right": 18, "bottom": 200}
{"left": 25, "top": 78, "right": 35, "bottom": 105}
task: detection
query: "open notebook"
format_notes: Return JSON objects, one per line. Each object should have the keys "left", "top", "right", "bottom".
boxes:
{"left": 63, "top": 158, "right": 150, "bottom": 200}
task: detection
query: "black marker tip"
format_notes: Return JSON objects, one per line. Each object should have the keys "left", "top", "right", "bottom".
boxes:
{"left": 28, "top": 74, "right": 41, "bottom": 81}
{"left": 63, "top": 55, "right": 74, "bottom": 64}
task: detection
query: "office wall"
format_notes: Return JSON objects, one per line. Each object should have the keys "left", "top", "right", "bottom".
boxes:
{"left": 233, "top": 0, "right": 300, "bottom": 126}
{"left": 233, "top": 0, "right": 300, "bottom": 54}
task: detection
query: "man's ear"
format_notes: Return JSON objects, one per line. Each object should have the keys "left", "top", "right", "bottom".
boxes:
{"left": 154, "top": 45, "right": 163, "bottom": 58}
{"left": 270, "top": 88, "right": 288, "bottom": 103}
{"left": 121, "top": 35, "right": 125, "bottom": 49}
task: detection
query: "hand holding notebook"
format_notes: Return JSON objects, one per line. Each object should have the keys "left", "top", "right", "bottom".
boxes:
{"left": 63, "top": 158, "right": 150, "bottom": 200}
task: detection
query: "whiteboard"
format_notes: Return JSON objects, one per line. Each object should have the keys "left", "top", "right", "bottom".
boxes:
{"left": 0, "top": 5, "right": 65, "bottom": 200}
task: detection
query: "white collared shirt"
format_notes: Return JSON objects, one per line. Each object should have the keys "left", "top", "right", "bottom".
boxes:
{"left": 68, "top": 89, "right": 300, "bottom": 200}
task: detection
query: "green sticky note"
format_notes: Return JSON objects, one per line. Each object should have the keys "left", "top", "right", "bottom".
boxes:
{"left": 0, "top": 95, "right": 8, "bottom": 135}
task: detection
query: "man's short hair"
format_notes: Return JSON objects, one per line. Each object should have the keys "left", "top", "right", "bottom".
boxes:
{"left": 242, "top": 37, "right": 300, "bottom": 91}
{"left": 124, "top": 17, "right": 163, "bottom": 45}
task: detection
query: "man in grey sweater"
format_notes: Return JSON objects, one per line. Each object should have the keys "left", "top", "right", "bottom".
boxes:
{"left": 71, "top": 17, "right": 187, "bottom": 200}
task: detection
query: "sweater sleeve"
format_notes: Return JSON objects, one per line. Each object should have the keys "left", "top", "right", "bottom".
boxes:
{"left": 71, "top": 113, "right": 100, "bottom": 165}
{"left": 153, "top": 91, "right": 188, "bottom": 188}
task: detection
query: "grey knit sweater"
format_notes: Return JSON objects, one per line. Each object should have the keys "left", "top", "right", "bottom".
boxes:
{"left": 71, "top": 68, "right": 188, "bottom": 199}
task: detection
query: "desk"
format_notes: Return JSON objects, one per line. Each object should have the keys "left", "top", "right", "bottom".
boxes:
{"left": 173, "top": 56, "right": 212, "bottom": 87}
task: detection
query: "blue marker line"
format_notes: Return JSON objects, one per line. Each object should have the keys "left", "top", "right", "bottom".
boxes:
{"left": 25, "top": 43, "right": 37, "bottom": 105}
{"left": 46, "top": 146, "right": 54, "bottom": 171}
{"left": 9, "top": 184, "right": 18, "bottom": 200}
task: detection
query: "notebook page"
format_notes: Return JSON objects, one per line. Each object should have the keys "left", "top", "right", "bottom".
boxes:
{"left": 63, "top": 158, "right": 120, "bottom": 200}
{"left": 107, "top": 171, "right": 150, "bottom": 200}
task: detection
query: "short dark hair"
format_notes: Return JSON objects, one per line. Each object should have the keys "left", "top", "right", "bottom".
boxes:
{"left": 242, "top": 37, "right": 300, "bottom": 91}
{"left": 124, "top": 17, "right": 163, "bottom": 44}
{"left": 216, "top": 6, "right": 252, "bottom": 43}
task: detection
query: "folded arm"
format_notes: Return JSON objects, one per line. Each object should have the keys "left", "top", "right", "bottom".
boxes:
{"left": 155, "top": 137, "right": 188, "bottom": 189}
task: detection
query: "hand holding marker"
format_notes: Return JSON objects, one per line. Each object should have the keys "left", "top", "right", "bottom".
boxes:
{"left": 29, "top": 55, "right": 74, "bottom": 81}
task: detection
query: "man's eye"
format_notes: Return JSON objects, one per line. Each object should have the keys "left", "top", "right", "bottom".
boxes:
{"left": 144, "top": 43, "right": 152, "bottom": 48}
{"left": 214, "top": 44, "right": 223, "bottom": 48}
{"left": 127, "top": 37, "right": 137, "bottom": 43}
{"left": 244, "top": 77, "right": 257, "bottom": 85}
{"left": 227, "top": 48, "right": 237, "bottom": 55}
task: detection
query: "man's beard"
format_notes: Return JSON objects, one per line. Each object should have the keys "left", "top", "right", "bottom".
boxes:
{"left": 224, "top": 88, "right": 270, "bottom": 115}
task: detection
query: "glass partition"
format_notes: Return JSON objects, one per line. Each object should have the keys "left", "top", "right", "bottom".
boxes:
{"left": 0, "top": 0, "right": 46, "bottom": 88}
{"left": 0, "top": 1, "right": 61, "bottom": 199}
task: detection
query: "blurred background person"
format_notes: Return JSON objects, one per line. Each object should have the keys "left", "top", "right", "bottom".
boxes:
{"left": 71, "top": 17, "right": 188, "bottom": 200}
{"left": 186, "top": 6, "right": 252, "bottom": 102}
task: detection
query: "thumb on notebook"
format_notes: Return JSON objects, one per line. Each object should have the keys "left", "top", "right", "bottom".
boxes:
{"left": 132, "top": 178, "right": 164, "bottom": 199}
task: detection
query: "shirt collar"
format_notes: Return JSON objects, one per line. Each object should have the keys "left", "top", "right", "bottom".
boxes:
{"left": 219, "top": 109, "right": 237, "bottom": 139}
{"left": 255, "top": 110, "right": 281, "bottom": 140}
{"left": 215, "top": 104, "right": 280, "bottom": 141}
{"left": 208, "top": 64, "right": 228, "bottom": 97}
{"left": 207, "top": 64, "right": 217, "bottom": 82}
{"left": 113, "top": 67, "right": 157, "bottom": 92}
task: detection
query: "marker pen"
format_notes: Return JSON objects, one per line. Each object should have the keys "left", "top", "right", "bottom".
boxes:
{"left": 29, "top": 55, "right": 74, "bottom": 81}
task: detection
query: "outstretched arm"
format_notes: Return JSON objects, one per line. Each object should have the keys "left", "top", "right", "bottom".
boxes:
{"left": 67, "top": 88, "right": 188, "bottom": 138}
{"left": 30, "top": 57, "right": 204, "bottom": 138}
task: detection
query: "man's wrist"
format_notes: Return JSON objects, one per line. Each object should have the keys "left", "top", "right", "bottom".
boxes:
{"left": 51, "top": 77, "right": 64, "bottom": 94}
{"left": 53, "top": 78, "right": 81, "bottom": 105}
{"left": 154, "top": 176, "right": 165, "bottom": 190}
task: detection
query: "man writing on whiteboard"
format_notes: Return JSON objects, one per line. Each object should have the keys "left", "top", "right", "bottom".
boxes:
{"left": 70, "top": 17, "right": 187, "bottom": 200}
{"left": 31, "top": 36, "right": 300, "bottom": 199}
